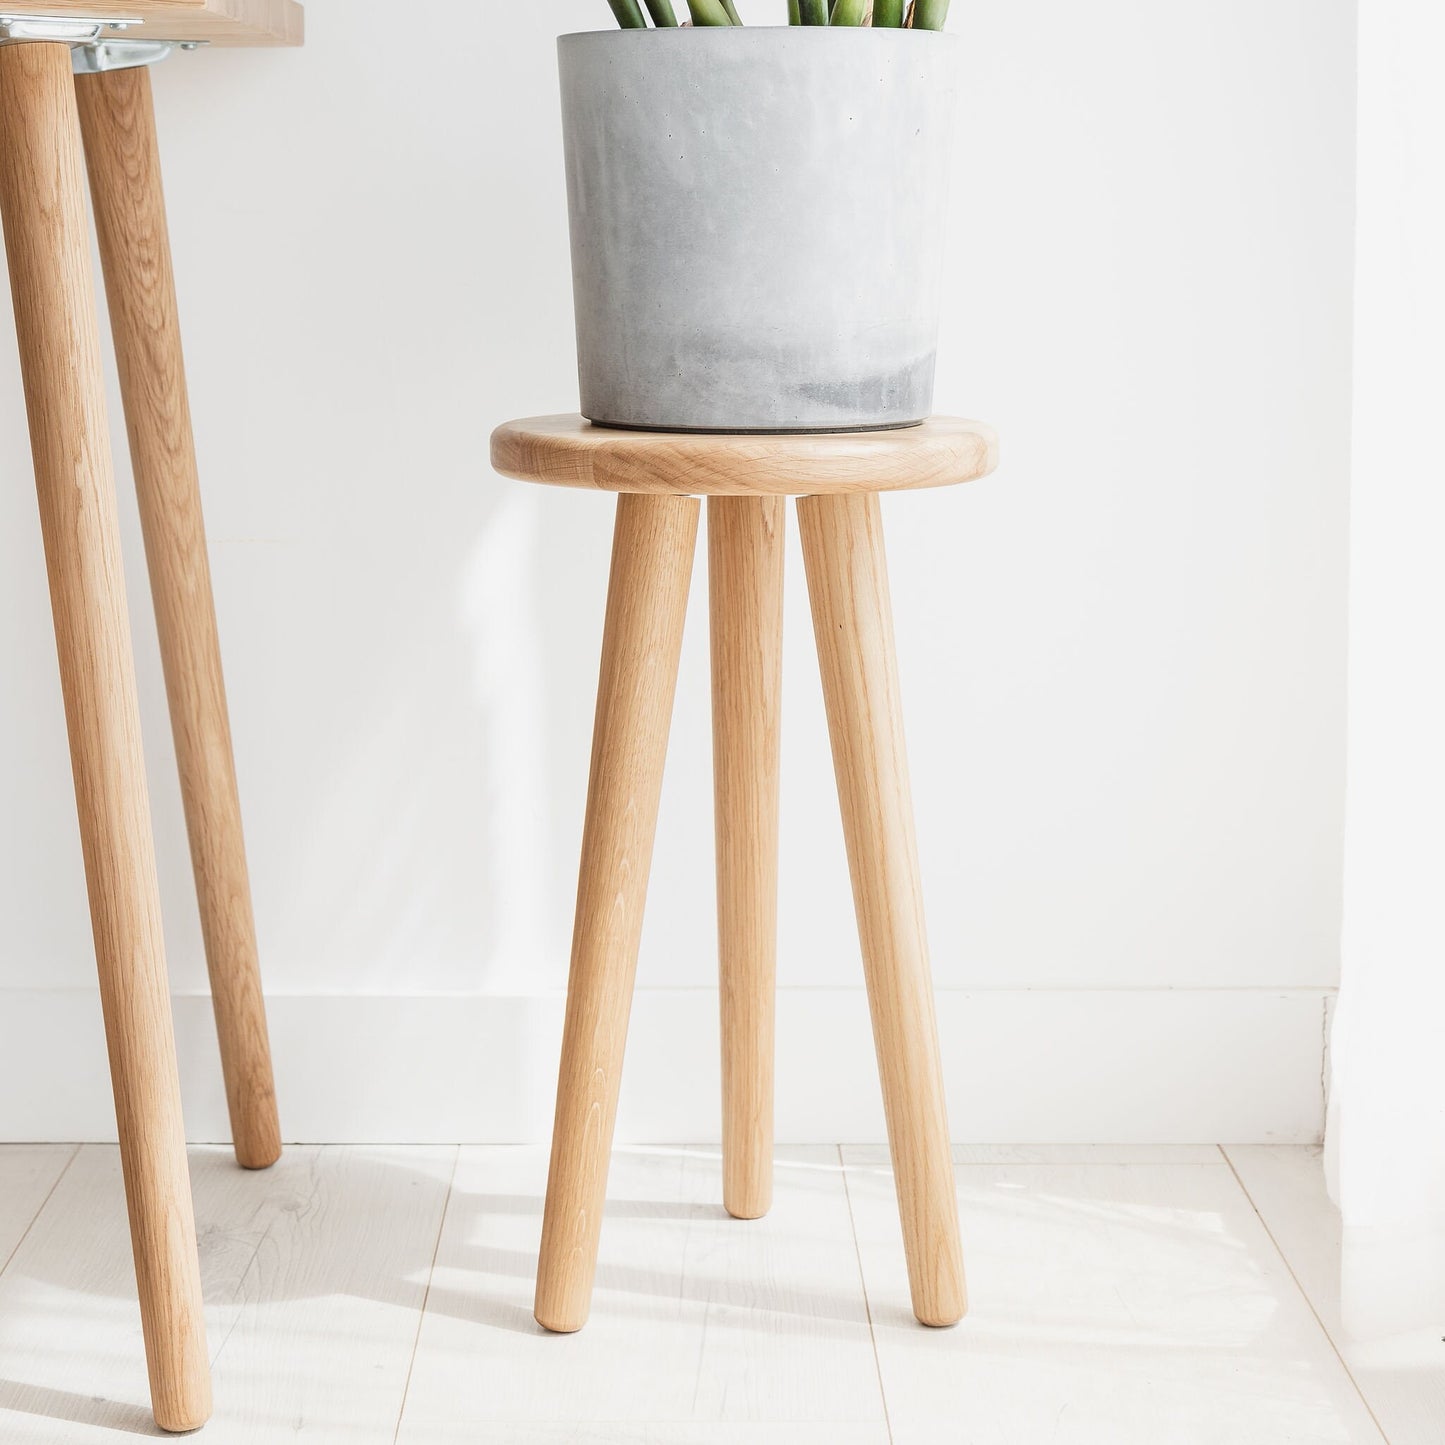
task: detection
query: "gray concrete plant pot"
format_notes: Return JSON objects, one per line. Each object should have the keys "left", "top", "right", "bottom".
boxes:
{"left": 557, "top": 26, "right": 960, "bottom": 434}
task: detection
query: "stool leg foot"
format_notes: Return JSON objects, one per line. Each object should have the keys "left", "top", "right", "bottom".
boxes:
{"left": 0, "top": 44, "right": 211, "bottom": 1430}
{"left": 708, "top": 497, "right": 784, "bottom": 1221}
{"left": 798, "top": 493, "right": 966, "bottom": 1329}
{"left": 76, "top": 64, "right": 281, "bottom": 1173}
{"left": 536, "top": 493, "right": 699, "bottom": 1333}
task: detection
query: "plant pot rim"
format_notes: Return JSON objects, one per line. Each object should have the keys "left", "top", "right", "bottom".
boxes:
{"left": 558, "top": 26, "right": 959, "bottom": 45}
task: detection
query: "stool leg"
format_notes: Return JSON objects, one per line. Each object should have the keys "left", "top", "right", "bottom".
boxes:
{"left": 797, "top": 492, "right": 966, "bottom": 1328}
{"left": 0, "top": 43, "right": 211, "bottom": 1430}
{"left": 75, "top": 64, "right": 282, "bottom": 1173}
{"left": 708, "top": 497, "right": 784, "bottom": 1221}
{"left": 536, "top": 493, "right": 699, "bottom": 1333}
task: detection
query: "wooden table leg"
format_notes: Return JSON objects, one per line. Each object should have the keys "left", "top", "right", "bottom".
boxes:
{"left": 535, "top": 493, "right": 698, "bottom": 1333}
{"left": 75, "top": 63, "right": 281, "bottom": 1172}
{"left": 798, "top": 492, "right": 966, "bottom": 1328}
{"left": 708, "top": 496, "right": 784, "bottom": 1221}
{"left": 0, "top": 42, "right": 211, "bottom": 1431}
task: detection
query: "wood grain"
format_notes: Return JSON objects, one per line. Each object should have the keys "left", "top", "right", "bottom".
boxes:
{"left": 196, "top": 1145, "right": 456, "bottom": 1442}
{"left": 0, "top": 1146, "right": 454, "bottom": 1444}
{"left": 404, "top": 1145, "right": 884, "bottom": 1437}
{"left": 3, "top": 1145, "right": 1393, "bottom": 1442}
{"left": 844, "top": 1152, "right": 1387, "bottom": 1445}
{"left": 708, "top": 498, "right": 784, "bottom": 1221}
{"left": 77, "top": 63, "right": 281, "bottom": 1174}
{"left": 490, "top": 414, "right": 998, "bottom": 497}
{"left": 0, "top": 0, "right": 302, "bottom": 45}
{"left": 0, "top": 41, "right": 209, "bottom": 1432}
{"left": 798, "top": 492, "right": 965, "bottom": 1328}
{"left": 535, "top": 495, "right": 700, "bottom": 1334}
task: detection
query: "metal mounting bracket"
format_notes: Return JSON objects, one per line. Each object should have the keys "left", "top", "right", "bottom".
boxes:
{"left": 73, "top": 37, "right": 204, "bottom": 72}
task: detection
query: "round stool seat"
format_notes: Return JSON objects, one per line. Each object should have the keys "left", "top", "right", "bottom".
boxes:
{"left": 490, "top": 413, "right": 998, "bottom": 497}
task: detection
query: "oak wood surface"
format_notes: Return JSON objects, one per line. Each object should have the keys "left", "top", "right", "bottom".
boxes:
{"left": 0, "top": 1146, "right": 456, "bottom": 1443}
{"left": 708, "top": 497, "right": 784, "bottom": 1221}
{"left": 798, "top": 492, "right": 966, "bottom": 1328}
{"left": 77, "top": 64, "right": 281, "bottom": 1172}
{"left": 535, "top": 494, "right": 700, "bottom": 1334}
{"left": 409, "top": 1146, "right": 883, "bottom": 1436}
{"left": 0, "top": 40, "right": 209, "bottom": 1432}
{"left": 2, "top": 1146, "right": 1390, "bottom": 1442}
{"left": 0, "top": 0, "right": 302, "bottom": 45}
{"left": 842, "top": 1147, "right": 1387, "bottom": 1444}
{"left": 490, "top": 414, "right": 998, "bottom": 497}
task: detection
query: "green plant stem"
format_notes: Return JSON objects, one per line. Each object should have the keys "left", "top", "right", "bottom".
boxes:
{"left": 912, "top": 0, "right": 950, "bottom": 28}
{"left": 686, "top": 0, "right": 734, "bottom": 20}
{"left": 873, "top": 0, "right": 904, "bottom": 24}
{"left": 797, "top": 0, "right": 828, "bottom": 22}
{"left": 788, "top": 0, "right": 801, "bottom": 19}
{"left": 607, "top": 0, "right": 648, "bottom": 26}
{"left": 721, "top": 0, "right": 743, "bottom": 21}
{"left": 644, "top": 0, "right": 679, "bottom": 22}
{"left": 829, "top": 0, "right": 866, "bottom": 20}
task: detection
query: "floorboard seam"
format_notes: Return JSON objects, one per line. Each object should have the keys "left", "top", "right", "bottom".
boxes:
{"left": 1219, "top": 1145, "right": 1392, "bottom": 1445}
{"left": 839, "top": 1144, "right": 894, "bottom": 1445}
{"left": 0, "top": 1143, "right": 79, "bottom": 1282}
{"left": 391, "top": 1144, "right": 461, "bottom": 1445}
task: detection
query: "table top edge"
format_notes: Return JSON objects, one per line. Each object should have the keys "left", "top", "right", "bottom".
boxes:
{"left": 0, "top": 2, "right": 304, "bottom": 46}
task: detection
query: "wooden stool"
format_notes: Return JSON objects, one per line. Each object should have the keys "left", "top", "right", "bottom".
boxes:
{"left": 0, "top": 3, "right": 300, "bottom": 1430}
{"left": 490, "top": 413, "right": 999, "bottom": 1335}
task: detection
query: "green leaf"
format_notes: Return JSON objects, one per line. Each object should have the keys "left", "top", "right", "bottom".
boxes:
{"left": 789, "top": 0, "right": 801, "bottom": 19}
{"left": 797, "top": 0, "right": 828, "bottom": 21}
{"left": 830, "top": 0, "right": 867, "bottom": 20}
{"left": 873, "top": 0, "right": 904, "bottom": 24}
{"left": 721, "top": 0, "right": 743, "bottom": 20}
{"left": 607, "top": 0, "right": 648, "bottom": 26}
{"left": 912, "top": 0, "right": 950, "bottom": 28}
{"left": 686, "top": 0, "right": 734, "bottom": 21}
{"left": 644, "top": 0, "right": 679, "bottom": 22}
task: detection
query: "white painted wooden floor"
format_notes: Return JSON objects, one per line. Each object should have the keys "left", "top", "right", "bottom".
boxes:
{"left": 0, "top": 1144, "right": 1435, "bottom": 1443}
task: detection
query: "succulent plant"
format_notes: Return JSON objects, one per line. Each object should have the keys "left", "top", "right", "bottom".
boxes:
{"left": 604, "top": 0, "right": 952, "bottom": 28}
{"left": 607, "top": 0, "right": 647, "bottom": 26}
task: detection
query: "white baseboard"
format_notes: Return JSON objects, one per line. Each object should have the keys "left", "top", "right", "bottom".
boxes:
{"left": 0, "top": 987, "right": 1329, "bottom": 1145}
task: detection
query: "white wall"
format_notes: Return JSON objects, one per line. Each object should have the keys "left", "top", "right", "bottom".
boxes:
{"left": 1327, "top": 0, "right": 1445, "bottom": 1340}
{"left": 0, "top": 0, "right": 1355, "bottom": 1142}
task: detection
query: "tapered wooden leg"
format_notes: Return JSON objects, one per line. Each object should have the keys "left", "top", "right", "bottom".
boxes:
{"left": 75, "top": 65, "right": 282, "bottom": 1172}
{"left": 536, "top": 493, "right": 699, "bottom": 1333}
{"left": 708, "top": 497, "right": 784, "bottom": 1221}
{"left": 0, "top": 43, "right": 211, "bottom": 1431}
{"left": 798, "top": 492, "right": 965, "bottom": 1328}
